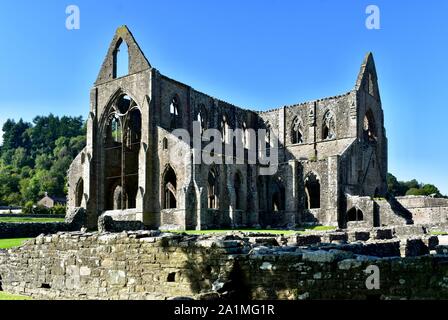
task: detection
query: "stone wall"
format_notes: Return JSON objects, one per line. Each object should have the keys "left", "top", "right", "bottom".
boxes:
{"left": 1, "top": 231, "right": 448, "bottom": 300}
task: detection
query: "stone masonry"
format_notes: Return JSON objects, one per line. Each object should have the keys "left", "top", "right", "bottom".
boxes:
{"left": 1, "top": 230, "right": 448, "bottom": 300}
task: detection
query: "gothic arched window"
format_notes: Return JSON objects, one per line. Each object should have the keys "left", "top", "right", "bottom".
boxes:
{"left": 322, "top": 111, "right": 336, "bottom": 140}
{"left": 170, "top": 96, "right": 181, "bottom": 129}
{"left": 162, "top": 166, "right": 177, "bottom": 209}
{"left": 291, "top": 116, "right": 303, "bottom": 144}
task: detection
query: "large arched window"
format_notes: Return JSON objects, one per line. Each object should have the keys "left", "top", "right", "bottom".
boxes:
{"left": 170, "top": 96, "right": 181, "bottom": 129}
{"left": 162, "top": 166, "right": 177, "bottom": 209}
{"left": 305, "top": 172, "right": 320, "bottom": 209}
{"left": 208, "top": 169, "right": 219, "bottom": 209}
{"left": 363, "top": 109, "right": 377, "bottom": 142}
{"left": 104, "top": 94, "right": 141, "bottom": 211}
{"left": 347, "top": 207, "right": 364, "bottom": 222}
{"left": 291, "top": 116, "right": 303, "bottom": 144}
{"left": 322, "top": 111, "right": 336, "bottom": 140}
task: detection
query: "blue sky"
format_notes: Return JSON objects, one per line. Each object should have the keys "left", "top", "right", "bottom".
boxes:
{"left": 0, "top": 0, "right": 447, "bottom": 194}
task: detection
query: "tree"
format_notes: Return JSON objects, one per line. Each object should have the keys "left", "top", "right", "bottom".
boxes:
{"left": 388, "top": 172, "right": 445, "bottom": 198}
{"left": 0, "top": 114, "right": 86, "bottom": 206}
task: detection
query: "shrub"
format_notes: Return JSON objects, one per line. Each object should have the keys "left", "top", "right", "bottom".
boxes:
{"left": 50, "top": 204, "right": 66, "bottom": 215}
{"left": 22, "top": 201, "right": 34, "bottom": 214}
{"left": 33, "top": 205, "right": 51, "bottom": 215}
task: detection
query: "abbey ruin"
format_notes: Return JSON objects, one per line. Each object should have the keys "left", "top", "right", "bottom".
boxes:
{"left": 67, "top": 26, "right": 448, "bottom": 231}
{"left": 1, "top": 26, "right": 448, "bottom": 301}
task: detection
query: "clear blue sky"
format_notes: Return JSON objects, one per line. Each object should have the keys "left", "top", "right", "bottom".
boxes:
{"left": 0, "top": 0, "right": 447, "bottom": 195}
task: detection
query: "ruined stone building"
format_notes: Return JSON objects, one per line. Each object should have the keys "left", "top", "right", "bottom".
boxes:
{"left": 67, "top": 26, "right": 448, "bottom": 231}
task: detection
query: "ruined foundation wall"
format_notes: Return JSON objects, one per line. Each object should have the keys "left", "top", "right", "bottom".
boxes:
{"left": 1, "top": 232, "right": 448, "bottom": 300}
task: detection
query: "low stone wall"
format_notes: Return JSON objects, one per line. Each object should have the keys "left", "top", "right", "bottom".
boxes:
{"left": 1, "top": 231, "right": 448, "bottom": 300}
{"left": 0, "top": 208, "right": 85, "bottom": 239}
{"left": 396, "top": 196, "right": 448, "bottom": 225}
{"left": 0, "top": 222, "right": 74, "bottom": 239}
{"left": 0, "top": 214, "right": 65, "bottom": 219}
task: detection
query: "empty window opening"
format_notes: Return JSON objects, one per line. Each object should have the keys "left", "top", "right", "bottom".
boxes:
{"left": 347, "top": 207, "right": 364, "bottom": 222}
{"left": 197, "top": 104, "right": 207, "bottom": 133}
{"left": 291, "top": 117, "right": 303, "bottom": 144}
{"left": 322, "top": 111, "right": 336, "bottom": 140}
{"left": 363, "top": 109, "right": 377, "bottom": 142}
{"left": 162, "top": 166, "right": 177, "bottom": 209}
{"left": 162, "top": 137, "right": 168, "bottom": 150}
{"left": 113, "top": 185, "right": 123, "bottom": 210}
{"left": 305, "top": 173, "right": 320, "bottom": 209}
{"left": 272, "top": 180, "right": 285, "bottom": 212}
{"left": 109, "top": 115, "right": 122, "bottom": 143}
{"left": 242, "top": 122, "right": 248, "bottom": 149}
{"left": 208, "top": 169, "right": 219, "bottom": 209}
{"left": 75, "top": 178, "right": 84, "bottom": 207}
{"left": 170, "top": 97, "right": 181, "bottom": 129}
{"left": 221, "top": 115, "right": 229, "bottom": 143}
{"left": 167, "top": 272, "right": 176, "bottom": 282}
{"left": 257, "top": 176, "right": 265, "bottom": 211}
{"left": 234, "top": 172, "right": 243, "bottom": 210}
{"left": 41, "top": 283, "right": 51, "bottom": 289}
{"left": 113, "top": 39, "right": 129, "bottom": 79}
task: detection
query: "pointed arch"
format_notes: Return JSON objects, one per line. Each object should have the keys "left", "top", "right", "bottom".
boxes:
{"left": 322, "top": 110, "right": 336, "bottom": 140}
{"left": 291, "top": 116, "right": 303, "bottom": 144}
{"left": 169, "top": 95, "right": 181, "bottom": 129}
{"left": 162, "top": 165, "right": 177, "bottom": 209}
{"left": 113, "top": 38, "right": 129, "bottom": 79}
{"left": 363, "top": 109, "right": 377, "bottom": 142}
{"left": 96, "top": 26, "right": 151, "bottom": 85}
{"left": 347, "top": 207, "right": 364, "bottom": 222}
{"left": 208, "top": 167, "right": 219, "bottom": 209}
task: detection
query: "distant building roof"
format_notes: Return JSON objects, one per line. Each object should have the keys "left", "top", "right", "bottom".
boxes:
{"left": 39, "top": 192, "right": 67, "bottom": 205}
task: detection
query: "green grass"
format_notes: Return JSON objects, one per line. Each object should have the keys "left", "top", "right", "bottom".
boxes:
{"left": 163, "top": 226, "right": 336, "bottom": 236}
{"left": 0, "top": 291, "right": 32, "bottom": 300}
{"left": 0, "top": 217, "right": 64, "bottom": 223}
{"left": 0, "top": 238, "right": 32, "bottom": 249}
{"left": 430, "top": 231, "right": 448, "bottom": 236}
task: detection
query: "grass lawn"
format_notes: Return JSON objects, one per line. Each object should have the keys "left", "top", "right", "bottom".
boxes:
{"left": 0, "top": 238, "right": 32, "bottom": 249}
{"left": 430, "top": 231, "right": 448, "bottom": 236}
{"left": 0, "top": 217, "right": 65, "bottom": 223}
{"left": 0, "top": 291, "right": 32, "bottom": 300}
{"left": 164, "top": 225, "right": 336, "bottom": 236}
